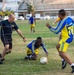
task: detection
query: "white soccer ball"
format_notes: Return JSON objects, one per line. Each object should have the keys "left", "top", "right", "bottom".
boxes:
{"left": 40, "top": 57, "right": 47, "bottom": 64}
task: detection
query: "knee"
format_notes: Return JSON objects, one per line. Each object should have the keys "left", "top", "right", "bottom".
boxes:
{"left": 5, "top": 44, "right": 10, "bottom": 50}
{"left": 59, "top": 51, "right": 63, "bottom": 57}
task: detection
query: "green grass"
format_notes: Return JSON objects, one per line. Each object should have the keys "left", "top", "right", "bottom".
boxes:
{"left": 0, "top": 20, "right": 74, "bottom": 75}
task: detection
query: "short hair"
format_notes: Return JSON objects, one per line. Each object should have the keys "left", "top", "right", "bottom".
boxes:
{"left": 58, "top": 9, "right": 66, "bottom": 16}
{"left": 37, "top": 37, "right": 42, "bottom": 41}
{"left": 9, "top": 13, "right": 15, "bottom": 18}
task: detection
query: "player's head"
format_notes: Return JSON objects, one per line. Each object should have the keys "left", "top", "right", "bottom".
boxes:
{"left": 58, "top": 9, "right": 66, "bottom": 20}
{"left": 8, "top": 13, "right": 15, "bottom": 22}
{"left": 36, "top": 37, "right": 42, "bottom": 45}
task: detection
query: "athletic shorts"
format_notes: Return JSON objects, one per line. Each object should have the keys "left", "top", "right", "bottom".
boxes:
{"left": 58, "top": 37, "right": 73, "bottom": 52}
{"left": 30, "top": 24, "right": 35, "bottom": 28}
{"left": 1, "top": 37, "right": 12, "bottom": 49}
{"left": 26, "top": 47, "right": 39, "bottom": 55}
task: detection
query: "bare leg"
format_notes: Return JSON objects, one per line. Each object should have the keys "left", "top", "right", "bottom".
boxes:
{"left": 56, "top": 43, "right": 72, "bottom": 64}
{"left": 33, "top": 27, "right": 35, "bottom": 32}
{"left": 59, "top": 51, "right": 72, "bottom": 65}
{"left": 31, "top": 27, "right": 32, "bottom": 32}
{"left": 1, "top": 44, "right": 11, "bottom": 59}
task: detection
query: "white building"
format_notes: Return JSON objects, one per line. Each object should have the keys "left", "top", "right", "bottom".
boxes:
{"left": 0, "top": 0, "right": 74, "bottom": 19}
{"left": 0, "top": 0, "right": 23, "bottom": 18}
{"left": 18, "top": 0, "right": 74, "bottom": 19}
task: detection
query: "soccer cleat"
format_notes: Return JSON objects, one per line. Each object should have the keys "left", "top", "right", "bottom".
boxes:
{"left": 25, "top": 56, "right": 29, "bottom": 60}
{"left": 71, "top": 66, "right": 74, "bottom": 73}
{"left": 33, "top": 30, "right": 35, "bottom": 33}
{"left": 62, "top": 59, "right": 67, "bottom": 69}
{"left": 0, "top": 59, "right": 4, "bottom": 64}
{"left": 24, "top": 56, "right": 31, "bottom": 60}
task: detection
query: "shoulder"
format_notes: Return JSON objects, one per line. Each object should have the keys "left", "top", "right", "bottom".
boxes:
{"left": 12, "top": 22, "right": 17, "bottom": 25}
{"left": 66, "top": 17, "right": 72, "bottom": 20}
{"left": 41, "top": 41, "right": 45, "bottom": 45}
{"left": 1, "top": 20, "right": 7, "bottom": 23}
{"left": 65, "top": 17, "right": 73, "bottom": 23}
{"left": 32, "top": 40, "right": 36, "bottom": 42}
{"left": 1, "top": 20, "right": 8, "bottom": 24}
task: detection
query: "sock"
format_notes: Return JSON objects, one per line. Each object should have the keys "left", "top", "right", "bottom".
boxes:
{"left": 62, "top": 58, "right": 64, "bottom": 61}
{"left": 71, "top": 63, "right": 74, "bottom": 66}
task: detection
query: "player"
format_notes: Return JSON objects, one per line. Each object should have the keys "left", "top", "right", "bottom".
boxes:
{"left": 46, "top": 9, "right": 74, "bottom": 73}
{"left": 0, "top": 13, "right": 26, "bottom": 64}
{"left": 25, "top": 37, "right": 48, "bottom": 60}
{"left": 29, "top": 13, "right": 36, "bottom": 33}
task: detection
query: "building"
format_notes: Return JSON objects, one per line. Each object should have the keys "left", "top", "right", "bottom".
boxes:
{"left": 0, "top": 0, "right": 22, "bottom": 18}
{"left": 18, "top": 0, "right": 74, "bottom": 18}
{"left": 0, "top": 0, "right": 74, "bottom": 19}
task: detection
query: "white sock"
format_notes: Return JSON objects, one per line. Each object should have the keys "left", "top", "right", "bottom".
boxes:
{"left": 71, "top": 63, "right": 74, "bottom": 66}
{"left": 62, "top": 58, "right": 64, "bottom": 61}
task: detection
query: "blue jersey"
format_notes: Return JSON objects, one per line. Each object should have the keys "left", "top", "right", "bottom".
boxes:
{"left": 49, "top": 17, "right": 74, "bottom": 36}
{"left": 49, "top": 17, "right": 74, "bottom": 43}
{"left": 27, "top": 40, "right": 48, "bottom": 53}
{"left": 29, "top": 16, "right": 35, "bottom": 24}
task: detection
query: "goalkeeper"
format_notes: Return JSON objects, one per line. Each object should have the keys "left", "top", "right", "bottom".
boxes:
{"left": 25, "top": 37, "right": 48, "bottom": 60}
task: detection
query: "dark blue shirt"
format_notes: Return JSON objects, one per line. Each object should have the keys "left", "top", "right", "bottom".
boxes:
{"left": 0, "top": 20, "right": 19, "bottom": 39}
{"left": 27, "top": 40, "right": 48, "bottom": 53}
{"left": 29, "top": 16, "right": 35, "bottom": 24}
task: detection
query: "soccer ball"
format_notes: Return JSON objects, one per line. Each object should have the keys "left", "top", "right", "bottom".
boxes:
{"left": 40, "top": 57, "right": 47, "bottom": 64}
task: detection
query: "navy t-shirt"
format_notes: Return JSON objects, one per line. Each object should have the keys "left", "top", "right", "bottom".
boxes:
{"left": 0, "top": 20, "right": 19, "bottom": 39}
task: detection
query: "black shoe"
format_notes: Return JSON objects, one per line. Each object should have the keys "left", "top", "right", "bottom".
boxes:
{"left": 6, "top": 51, "right": 11, "bottom": 54}
{"left": 0, "top": 54, "right": 2, "bottom": 58}
{"left": 62, "top": 59, "right": 67, "bottom": 69}
{"left": 1, "top": 59, "right": 5, "bottom": 61}
{"left": 25, "top": 56, "right": 29, "bottom": 60}
{"left": 33, "top": 30, "right": 35, "bottom": 33}
{"left": 0, "top": 59, "right": 4, "bottom": 64}
{"left": 71, "top": 66, "right": 74, "bottom": 73}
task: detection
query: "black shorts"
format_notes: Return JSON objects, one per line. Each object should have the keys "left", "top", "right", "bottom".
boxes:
{"left": 1, "top": 37, "right": 12, "bottom": 49}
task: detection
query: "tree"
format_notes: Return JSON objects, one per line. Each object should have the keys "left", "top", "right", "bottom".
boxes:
{"left": 0, "top": 10, "right": 14, "bottom": 17}
{"left": 26, "top": 3, "right": 35, "bottom": 14}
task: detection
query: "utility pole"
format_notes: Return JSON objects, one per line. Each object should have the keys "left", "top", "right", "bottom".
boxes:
{"left": 2, "top": 0, "right": 7, "bottom": 12}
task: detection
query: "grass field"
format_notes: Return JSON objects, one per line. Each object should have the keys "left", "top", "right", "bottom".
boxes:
{"left": 0, "top": 20, "right": 74, "bottom": 75}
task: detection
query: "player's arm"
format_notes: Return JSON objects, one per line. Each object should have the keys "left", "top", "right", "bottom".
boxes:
{"left": 41, "top": 42, "right": 48, "bottom": 56}
{"left": 16, "top": 29, "right": 26, "bottom": 42}
{"left": 12, "top": 22, "right": 26, "bottom": 42}
{"left": 34, "top": 18, "right": 36, "bottom": 25}
{"left": 31, "top": 41, "right": 36, "bottom": 54}
{"left": 28, "top": 17, "right": 31, "bottom": 24}
{"left": 46, "top": 21, "right": 66, "bottom": 34}
{"left": 53, "top": 18, "right": 60, "bottom": 25}
{"left": 30, "top": 41, "right": 37, "bottom": 60}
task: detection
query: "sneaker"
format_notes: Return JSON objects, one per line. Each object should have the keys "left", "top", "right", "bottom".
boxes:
{"left": 71, "top": 66, "right": 74, "bottom": 73}
{"left": 25, "top": 56, "right": 29, "bottom": 60}
{"left": 25, "top": 55, "right": 33, "bottom": 60}
{"left": 62, "top": 59, "right": 67, "bottom": 69}
{"left": 33, "top": 30, "right": 35, "bottom": 33}
{"left": 0, "top": 59, "right": 4, "bottom": 64}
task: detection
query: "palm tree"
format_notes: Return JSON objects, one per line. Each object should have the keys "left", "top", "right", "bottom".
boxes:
{"left": 26, "top": 3, "right": 35, "bottom": 14}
